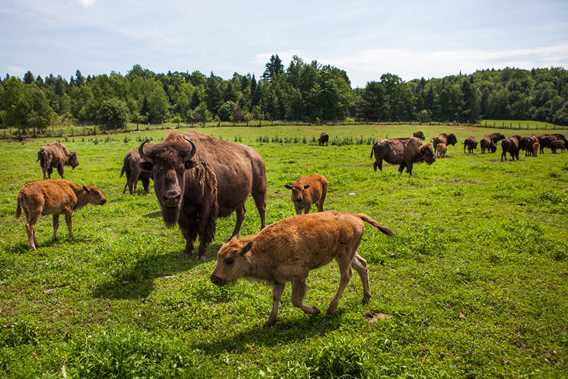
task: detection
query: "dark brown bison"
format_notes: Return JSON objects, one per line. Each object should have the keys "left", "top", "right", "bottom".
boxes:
{"left": 432, "top": 133, "right": 457, "bottom": 150}
{"left": 120, "top": 150, "right": 152, "bottom": 194}
{"left": 519, "top": 136, "right": 538, "bottom": 156}
{"left": 318, "top": 133, "right": 329, "bottom": 146}
{"left": 488, "top": 133, "right": 506, "bottom": 143}
{"left": 16, "top": 180, "right": 106, "bottom": 249}
{"left": 501, "top": 135, "right": 522, "bottom": 161}
{"left": 370, "top": 137, "right": 435, "bottom": 175}
{"left": 463, "top": 137, "right": 478, "bottom": 153}
{"left": 551, "top": 139, "right": 566, "bottom": 153}
{"left": 37, "top": 142, "right": 79, "bottom": 179}
{"left": 285, "top": 174, "right": 328, "bottom": 215}
{"left": 413, "top": 131, "right": 425, "bottom": 140}
{"left": 480, "top": 137, "right": 496, "bottom": 153}
{"left": 138, "top": 131, "right": 267, "bottom": 259}
{"left": 538, "top": 135, "right": 558, "bottom": 153}
{"left": 210, "top": 211, "right": 393, "bottom": 326}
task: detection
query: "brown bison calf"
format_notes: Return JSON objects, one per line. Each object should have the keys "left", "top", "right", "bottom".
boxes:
{"left": 210, "top": 211, "right": 393, "bottom": 326}
{"left": 436, "top": 143, "right": 448, "bottom": 158}
{"left": 463, "top": 137, "right": 477, "bottom": 153}
{"left": 120, "top": 150, "right": 152, "bottom": 194}
{"left": 532, "top": 141, "right": 540, "bottom": 157}
{"left": 285, "top": 174, "right": 328, "bottom": 215}
{"left": 37, "top": 142, "right": 79, "bottom": 179}
{"left": 16, "top": 180, "right": 106, "bottom": 249}
{"left": 318, "top": 133, "right": 329, "bottom": 146}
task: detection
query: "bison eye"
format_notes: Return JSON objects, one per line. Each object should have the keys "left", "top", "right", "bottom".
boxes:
{"left": 224, "top": 257, "right": 235, "bottom": 265}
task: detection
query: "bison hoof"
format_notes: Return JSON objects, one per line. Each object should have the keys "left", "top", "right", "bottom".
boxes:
{"left": 362, "top": 294, "right": 371, "bottom": 304}
{"left": 326, "top": 307, "right": 337, "bottom": 315}
{"left": 264, "top": 318, "right": 277, "bottom": 328}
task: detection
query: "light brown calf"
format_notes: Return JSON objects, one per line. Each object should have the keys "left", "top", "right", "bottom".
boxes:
{"left": 531, "top": 141, "right": 540, "bottom": 157}
{"left": 436, "top": 143, "right": 448, "bottom": 158}
{"left": 210, "top": 211, "right": 393, "bottom": 326}
{"left": 16, "top": 180, "right": 106, "bottom": 249}
{"left": 285, "top": 174, "right": 328, "bottom": 215}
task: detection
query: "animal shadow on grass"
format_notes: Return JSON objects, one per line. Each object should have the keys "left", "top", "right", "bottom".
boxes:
{"left": 144, "top": 210, "right": 162, "bottom": 218}
{"left": 197, "top": 312, "right": 344, "bottom": 355}
{"left": 93, "top": 244, "right": 221, "bottom": 299}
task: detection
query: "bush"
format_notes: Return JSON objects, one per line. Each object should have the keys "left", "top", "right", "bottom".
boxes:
{"left": 97, "top": 98, "right": 129, "bottom": 130}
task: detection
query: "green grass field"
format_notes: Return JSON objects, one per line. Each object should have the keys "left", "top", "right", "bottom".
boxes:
{"left": 1, "top": 124, "right": 567, "bottom": 378}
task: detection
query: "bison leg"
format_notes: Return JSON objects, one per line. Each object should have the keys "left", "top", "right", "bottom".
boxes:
{"left": 57, "top": 163, "right": 64, "bottom": 178}
{"left": 26, "top": 211, "right": 40, "bottom": 250}
{"left": 407, "top": 162, "right": 414, "bottom": 176}
{"left": 398, "top": 163, "right": 405, "bottom": 174}
{"left": 351, "top": 253, "right": 371, "bottom": 304}
{"left": 52, "top": 214, "right": 59, "bottom": 242}
{"left": 266, "top": 283, "right": 285, "bottom": 327}
{"left": 252, "top": 190, "right": 266, "bottom": 230}
{"left": 327, "top": 258, "right": 353, "bottom": 315}
{"left": 64, "top": 208, "right": 73, "bottom": 240}
{"left": 317, "top": 190, "right": 326, "bottom": 212}
{"left": 141, "top": 178, "right": 150, "bottom": 194}
{"left": 229, "top": 203, "right": 246, "bottom": 239}
{"left": 179, "top": 212, "right": 198, "bottom": 256}
{"left": 291, "top": 278, "right": 320, "bottom": 315}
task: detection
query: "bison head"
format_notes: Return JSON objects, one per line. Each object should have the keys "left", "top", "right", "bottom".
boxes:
{"left": 413, "top": 131, "right": 425, "bottom": 140}
{"left": 210, "top": 238, "right": 253, "bottom": 286}
{"left": 418, "top": 144, "right": 436, "bottom": 164}
{"left": 68, "top": 152, "right": 79, "bottom": 169}
{"left": 83, "top": 185, "right": 107, "bottom": 205}
{"left": 447, "top": 134, "right": 458, "bottom": 146}
{"left": 138, "top": 137, "right": 196, "bottom": 226}
{"left": 285, "top": 183, "right": 310, "bottom": 214}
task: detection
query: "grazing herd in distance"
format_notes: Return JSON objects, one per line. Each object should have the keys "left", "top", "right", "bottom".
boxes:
{"left": 10, "top": 127, "right": 568, "bottom": 325}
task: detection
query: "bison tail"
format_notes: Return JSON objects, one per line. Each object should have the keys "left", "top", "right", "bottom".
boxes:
{"left": 356, "top": 213, "right": 393, "bottom": 236}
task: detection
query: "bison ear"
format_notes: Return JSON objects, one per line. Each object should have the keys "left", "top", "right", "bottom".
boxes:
{"left": 184, "top": 160, "right": 196, "bottom": 170}
{"left": 240, "top": 241, "right": 253, "bottom": 256}
{"left": 140, "top": 161, "right": 153, "bottom": 171}
{"left": 284, "top": 184, "right": 293, "bottom": 189}
{"left": 303, "top": 184, "right": 310, "bottom": 189}
{"left": 82, "top": 185, "right": 90, "bottom": 193}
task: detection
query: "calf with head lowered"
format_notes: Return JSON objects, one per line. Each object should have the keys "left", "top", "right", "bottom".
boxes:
{"left": 37, "top": 142, "right": 79, "bottom": 179}
{"left": 285, "top": 174, "right": 328, "bottom": 215}
{"left": 211, "top": 211, "right": 393, "bottom": 326}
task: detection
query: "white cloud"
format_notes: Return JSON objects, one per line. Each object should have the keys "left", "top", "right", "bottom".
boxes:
{"left": 78, "top": 0, "right": 96, "bottom": 8}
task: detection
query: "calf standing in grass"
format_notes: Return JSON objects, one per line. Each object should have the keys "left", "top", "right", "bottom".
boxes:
{"left": 285, "top": 174, "right": 328, "bottom": 215}
{"left": 210, "top": 211, "right": 393, "bottom": 326}
{"left": 436, "top": 143, "right": 448, "bottom": 158}
{"left": 37, "top": 142, "right": 79, "bottom": 179}
{"left": 463, "top": 137, "right": 477, "bottom": 153}
{"left": 16, "top": 180, "right": 106, "bottom": 249}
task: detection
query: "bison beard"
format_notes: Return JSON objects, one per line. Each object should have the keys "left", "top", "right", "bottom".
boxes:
{"left": 162, "top": 206, "right": 181, "bottom": 227}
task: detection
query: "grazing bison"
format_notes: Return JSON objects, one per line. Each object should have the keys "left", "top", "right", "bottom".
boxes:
{"left": 463, "top": 136, "right": 478, "bottom": 153}
{"left": 432, "top": 133, "right": 457, "bottom": 150}
{"left": 436, "top": 143, "right": 448, "bottom": 158}
{"left": 210, "top": 211, "right": 393, "bottom": 326}
{"left": 538, "top": 135, "right": 558, "bottom": 153}
{"left": 120, "top": 150, "right": 152, "bottom": 194}
{"left": 551, "top": 139, "right": 566, "bottom": 153}
{"left": 501, "top": 136, "right": 522, "bottom": 161}
{"left": 488, "top": 133, "right": 506, "bottom": 143}
{"left": 413, "top": 131, "right": 425, "bottom": 140}
{"left": 480, "top": 137, "right": 496, "bottom": 153}
{"left": 370, "top": 137, "right": 435, "bottom": 176}
{"left": 138, "top": 132, "right": 267, "bottom": 259}
{"left": 285, "top": 174, "right": 328, "bottom": 215}
{"left": 37, "top": 142, "right": 79, "bottom": 179}
{"left": 318, "top": 133, "right": 329, "bottom": 146}
{"left": 520, "top": 136, "right": 538, "bottom": 156}
{"left": 16, "top": 180, "right": 106, "bottom": 250}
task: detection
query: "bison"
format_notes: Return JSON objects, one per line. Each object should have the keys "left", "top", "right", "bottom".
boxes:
{"left": 538, "top": 135, "right": 558, "bottom": 154}
{"left": 488, "top": 133, "right": 506, "bottom": 143}
{"left": 210, "top": 211, "right": 393, "bottom": 326}
{"left": 532, "top": 140, "right": 540, "bottom": 157}
{"left": 436, "top": 143, "right": 448, "bottom": 158}
{"left": 480, "top": 137, "right": 496, "bottom": 153}
{"left": 519, "top": 136, "right": 538, "bottom": 156}
{"left": 370, "top": 137, "right": 435, "bottom": 176}
{"left": 285, "top": 174, "right": 328, "bottom": 215}
{"left": 432, "top": 133, "right": 457, "bottom": 150}
{"left": 463, "top": 136, "right": 478, "bottom": 153}
{"left": 16, "top": 180, "right": 106, "bottom": 250}
{"left": 120, "top": 150, "right": 152, "bottom": 194}
{"left": 318, "top": 133, "right": 329, "bottom": 146}
{"left": 37, "top": 142, "right": 79, "bottom": 179}
{"left": 551, "top": 139, "right": 566, "bottom": 153}
{"left": 413, "top": 131, "right": 426, "bottom": 140}
{"left": 138, "top": 131, "right": 267, "bottom": 260}
{"left": 501, "top": 135, "right": 522, "bottom": 161}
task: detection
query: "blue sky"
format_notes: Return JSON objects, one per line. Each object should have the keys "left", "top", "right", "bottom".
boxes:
{"left": 1, "top": 0, "right": 567, "bottom": 87}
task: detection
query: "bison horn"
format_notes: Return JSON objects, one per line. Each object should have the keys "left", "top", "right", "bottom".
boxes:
{"left": 183, "top": 136, "right": 197, "bottom": 159}
{"left": 138, "top": 140, "right": 153, "bottom": 162}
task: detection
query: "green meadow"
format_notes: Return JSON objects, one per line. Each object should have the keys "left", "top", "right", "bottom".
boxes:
{"left": 1, "top": 124, "right": 567, "bottom": 378}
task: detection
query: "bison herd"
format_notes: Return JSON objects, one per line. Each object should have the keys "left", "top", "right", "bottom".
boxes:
{"left": 12, "top": 127, "right": 567, "bottom": 325}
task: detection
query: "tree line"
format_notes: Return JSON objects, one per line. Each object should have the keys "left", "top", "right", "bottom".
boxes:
{"left": 1, "top": 54, "right": 567, "bottom": 132}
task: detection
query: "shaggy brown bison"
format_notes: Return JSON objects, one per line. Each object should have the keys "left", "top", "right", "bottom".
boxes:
{"left": 318, "top": 133, "right": 329, "bottom": 146}
{"left": 532, "top": 140, "right": 540, "bottom": 157}
{"left": 370, "top": 137, "right": 435, "bottom": 175}
{"left": 488, "top": 133, "right": 506, "bottom": 143}
{"left": 432, "top": 133, "right": 457, "bottom": 150}
{"left": 16, "top": 180, "right": 106, "bottom": 250}
{"left": 285, "top": 174, "right": 328, "bottom": 215}
{"left": 37, "top": 142, "right": 79, "bottom": 179}
{"left": 138, "top": 131, "right": 267, "bottom": 259}
{"left": 436, "top": 143, "right": 448, "bottom": 158}
{"left": 480, "top": 137, "right": 496, "bottom": 153}
{"left": 120, "top": 150, "right": 152, "bottom": 194}
{"left": 501, "top": 135, "right": 522, "bottom": 161}
{"left": 520, "top": 136, "right": 538, "bottom": 157}
{"left": 538, "top": 135, "right": 558, "bottom": 153}
{"left": 463, "top": 137, "right": 478, "bottom": 153}
{"left": 210, "top": 211, "right": 393, "bottom": 326}
{"left": 551, "top": 139, "right": 566, "bottom": 153}
{"left": 413, "top": 131, "right": 425, "bottom": 140}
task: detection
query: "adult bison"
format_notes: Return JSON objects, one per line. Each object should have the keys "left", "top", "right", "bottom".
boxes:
{"left": 120, "top": 150, "right": 152, "bottom": 194}
{"left": 37, "top": 142, "right": 79, "bottom": 179}
{"left": 432, "top": 133, "right": 457, "bottom": 150}
{"left": 413, "top": 131, "right": 425, "bottom": 140}
{"left": 463, "top": 136, "right": 478, "bottom": 153}
{"left": 318, "top": 133, "right": 329, "bottom": 146}
{"left": 370, "top": 137, "right": 435, "bottom": 176}
{"left": 479, "top": 137, "right": 496, "bottom": 153}
{"left": 501, "top": 135, "right": 521, "bottom": 161}
{"left": 138, "top": 132, "right": 267, "bottom": 259}
{"left": 519, "top": 136, "right": 538, "bottom": 157}
{"left": 539, "top": 135, "right": 563, "bottom": 154}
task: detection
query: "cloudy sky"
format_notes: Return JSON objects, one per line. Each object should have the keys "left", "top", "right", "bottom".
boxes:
{"left": 1, "top": 0, "right": 567, "bottom": 87}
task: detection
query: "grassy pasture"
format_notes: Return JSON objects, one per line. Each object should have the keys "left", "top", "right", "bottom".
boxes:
{"left": 1, "top": 124, "right": 567, "bottom": 378}
{"left": 480, "top": 119, "right": 563, "bottom": 130}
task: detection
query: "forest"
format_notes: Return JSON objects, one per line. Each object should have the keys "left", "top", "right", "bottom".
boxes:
{"left": 1, "top": 54, "right": 568, "bottom": 132}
